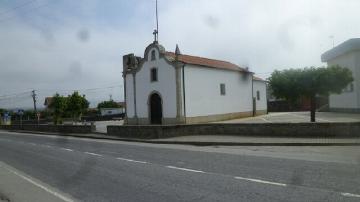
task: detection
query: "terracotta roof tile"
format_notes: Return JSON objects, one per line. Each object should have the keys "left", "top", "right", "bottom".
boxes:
{"left": 165, "top": 52, "right": 248, "bottom": 72}
{"left": 253, "top": 76, "right": 265, "bottom": 81}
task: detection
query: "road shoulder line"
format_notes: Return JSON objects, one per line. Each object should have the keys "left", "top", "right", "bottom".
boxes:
{"left": 0, "top": 161, "right": 75, "bottom": 202}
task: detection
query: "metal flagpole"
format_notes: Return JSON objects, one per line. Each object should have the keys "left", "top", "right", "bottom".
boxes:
{"left": 156, "top": 0, "right": 159, "bottom": 41}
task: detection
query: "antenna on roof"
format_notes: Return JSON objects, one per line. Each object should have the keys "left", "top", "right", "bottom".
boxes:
{"left": 153, "top": 0, "right": 159, "bottom": 43}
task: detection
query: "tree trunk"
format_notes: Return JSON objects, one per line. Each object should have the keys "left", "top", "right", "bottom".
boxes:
{"left": 310, "top": 95, "right": 316, "bottom": 122}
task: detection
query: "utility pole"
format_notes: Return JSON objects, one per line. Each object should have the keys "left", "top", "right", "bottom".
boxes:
{"left": 31, "top": 90, "right": 37, "bottom": 113}
{"left": 32, "top": 90, "right": 40, "bottom": 124}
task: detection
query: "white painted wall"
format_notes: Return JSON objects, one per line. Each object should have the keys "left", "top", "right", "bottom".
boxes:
{"left": 253, "top": 80, "right": 267, "bottom": 111}
{"left": 327, "top": 51, "right": 359, "bottom": 109}
{"left": 125, "top": 74, "right": 135, "bottom": 117}
{"left": 100, "top": 108, "right": 124, "bottom": 116}
{"left": 184, "top": 64, "right": 253, "bottom": 117}
{"left": 135, "top": 48, "right": 177, "bottom": 118}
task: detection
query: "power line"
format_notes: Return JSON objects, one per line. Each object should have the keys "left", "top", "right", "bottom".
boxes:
{"left": 0, "top": 84, "right": 124, "bottom": 108}
{"left": 0, "top": 91, "right": 32, "bottom": 99}
{"left": 37, "top": 85, "right": 123, "bottom": 94}
{"left": 0, "top": 100, "right": 31, "bottom": 105}
{"left": 0, "top": 94, "right": 31, "bottom": 101}
{"left": 0, "top": 84, "right": 123, "bottom": 97}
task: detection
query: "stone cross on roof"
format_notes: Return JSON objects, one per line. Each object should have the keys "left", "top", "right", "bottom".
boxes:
{"left": 153, "top": 29, "right": 158, "bottom": 42}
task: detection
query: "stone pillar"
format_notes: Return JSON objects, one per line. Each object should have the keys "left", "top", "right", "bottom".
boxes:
{"left": 132, "top": 73, "right": 138, "bottom": 124}
{"left": 175, "top": 61, "right": 185, "bottom": 124}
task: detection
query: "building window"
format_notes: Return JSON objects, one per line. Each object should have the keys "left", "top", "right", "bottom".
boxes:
{"left": 257, "top": 90, "right": 260, "bottom": 100}
{"left": 151, "top": 50, "right": 156, "bottom": 61}
{"left": 220, "top": 83, "right": 226, "bottom": 95}
{"left": 151, "top": 68, "right": 158, "bottom": 82}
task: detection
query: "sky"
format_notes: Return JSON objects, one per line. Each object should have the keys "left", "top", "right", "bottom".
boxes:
{"left": 1, "top": 0, "right": 360, "bottom": 109}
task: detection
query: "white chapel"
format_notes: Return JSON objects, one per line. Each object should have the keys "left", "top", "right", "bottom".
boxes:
{"left": 123, "top": 40, "right": 267, "bottom": 125}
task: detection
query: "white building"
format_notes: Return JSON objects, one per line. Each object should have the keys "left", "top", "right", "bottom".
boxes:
{"left": 99, "top": 108, "right": 124, "bottom": 116}
{"left": 321, "top": 38, "right": 360, "bottom": 112}
{"left": 123, "top": 41, "right": 267, "bottom": 125}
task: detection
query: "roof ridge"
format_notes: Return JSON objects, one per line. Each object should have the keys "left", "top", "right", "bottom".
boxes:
{"left": 164, "top": 51, "right": 249, "bottom": 73}
{"left": 166, "top": 51, "right": 237, "bottom": 65}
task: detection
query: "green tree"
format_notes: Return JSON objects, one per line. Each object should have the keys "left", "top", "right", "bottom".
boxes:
{"left": 23, "top": 110, "right": 35, "bottom": 120}
{"left": 97, "top": 100, "right": 119, "bottom": 109}
{"left": 67, "top": 91, "right": 89, "bottom": 122}
{"left": 0, "top": 108, "right": 4, "bottom": 125}
{"left": 269, "top": 65, "right": 353, "bottom": 122}
{"left": 48, "top": 93, "right": 67, "bottom": 125}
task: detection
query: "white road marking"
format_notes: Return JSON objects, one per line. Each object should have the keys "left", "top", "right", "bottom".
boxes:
{"left": 44, "top": 145, "right": 52, "bottom": 148}
{"left": 234, "top": 176, "right": 287, "bottom": 187}
{"left": 341, "top": 192, "right": 360, "bottom": 198}
{"left": 0, "top": 163, "right": 74, "bottom": 202}
{"left": 84, "top": 152, "right": 102, "bottom": 157}
{"left": 29, "top": 143, "right": 37, "bottom": 146}
{"left": 61, "top": 148, "right": 73, "bottom": 152}
{"left": 166, "top": 166, "right": 205, "bottom": 173}
{"left": 116, "top": 157, "right": 147, "bottom": 164}
{"left": 260, "top": 117, "right": 271, "bottom": 123}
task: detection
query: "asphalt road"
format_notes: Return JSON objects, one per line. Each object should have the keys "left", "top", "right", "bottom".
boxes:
{"left": 0, "top": 131, "right": 360, "bottom": 202}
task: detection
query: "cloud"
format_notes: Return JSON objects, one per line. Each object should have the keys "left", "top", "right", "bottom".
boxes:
{"left": 1, "top": 0, "right": 360, "bottom": 109}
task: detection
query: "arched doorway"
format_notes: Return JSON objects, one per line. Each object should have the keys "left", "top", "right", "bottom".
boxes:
{"left": 149, "top": 93, "right": 162, "bottom": 124}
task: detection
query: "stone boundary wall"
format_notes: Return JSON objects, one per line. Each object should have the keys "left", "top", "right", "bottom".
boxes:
{"left": 107, "top": 122, "right": 360, "bottom": 139}
{"left": 0, "top": 124, "right": 95, "bottom": 134}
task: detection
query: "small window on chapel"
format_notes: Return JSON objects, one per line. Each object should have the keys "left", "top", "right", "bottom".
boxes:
{"left": 151, "top": 50, "right": 156, "bottom": 61}
{"left": 151, "top": 68, "right": 158, "bottom": 82}
{"left": 220, "top": 83, "right": 226, "bottom": 95}
{"left": 257, "top": 90, "right": 260, "bottom": 100}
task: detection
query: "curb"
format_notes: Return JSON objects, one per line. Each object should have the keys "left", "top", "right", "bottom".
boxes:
{"left": 2, "top": 130, "right": 360, "bottom": 146}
